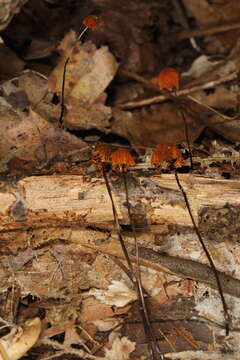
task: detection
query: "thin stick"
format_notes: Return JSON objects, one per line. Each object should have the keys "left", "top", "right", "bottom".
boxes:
{"left": 178, "top": 21, "right": 240, "bottom": 40}
{"left": 118, "top": 72, "right": 237, "bottom": 109}
{"left": 171, "top": 0, "right": 201, "bottom": 53}
{"left": 187, "top": 94, "right": 236, "bottom": 121}
{"left": 174, "top": 170, "right": 231, "bottom": 335}
{"left": 119, "top": 70, "right": 238, "bottom": 128}
{"left": 119, "top": 70, "right": 159, "bottom": 91}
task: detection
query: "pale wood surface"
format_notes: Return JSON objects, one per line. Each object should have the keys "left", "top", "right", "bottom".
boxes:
{"left": 1, "top": 173, "right": 240, "bottom": 231}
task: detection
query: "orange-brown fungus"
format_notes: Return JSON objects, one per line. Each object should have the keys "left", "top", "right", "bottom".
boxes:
{"left": 92, "top": 143, "right": 110, "bottom": 170}
{"left": 151, "top": 144, "right": 183, "bottom": 168}
{"left": 83, "top": 15, "right": 100, "bottom": 30}
{"left": 157, "top": 67, "right": 180, "bottom": 92}
{"left": 111, "top": 149, "right": 136, "bottom": 173}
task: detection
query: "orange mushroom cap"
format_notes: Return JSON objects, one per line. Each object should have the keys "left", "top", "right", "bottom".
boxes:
{"left": 151, "top": 144, "right": 183, "bottom": 168}
{"left": 83, "top": 14, "right": 100, "bottom": 30}
{"left": 92, "top": 143, "right": 110, "bottom": 170}
{"left": 93, "top": 143, "right": 110, "bottom": 162}
{"left": 157, "top": 67, "right": 180, "bottom": 92}
{"left": 111, "top": 149, "right": 136, "bottom": 173}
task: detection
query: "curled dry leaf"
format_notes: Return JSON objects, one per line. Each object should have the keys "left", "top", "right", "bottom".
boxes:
{"left": 151, "top": 144, "right": 183, "bottom": 168}
{"left": 89, "top": 280, "right": 137, "bottom": 307}
{"left": 157, "top": 67, "right": 180, "bottom": 91}
{"left": 111, "top": 149, "right": 136, "bottom": 173}
{"left": 0, "top": 317, "right": 41, "bottom": 360}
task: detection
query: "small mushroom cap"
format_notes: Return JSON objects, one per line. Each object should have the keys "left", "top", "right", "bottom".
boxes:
{"left": 111, "top": 149, "right": 136, "bottom": 169}
{"left": 93, "top": 143, "right": 110, "bottom": 163}
{"left": 151, "top": 144, "right": 183, "bottom": 168}
{"left": 83, "top": 15, "right": 101, "bottom": 30}
{"left": 92, "top": 143, "right": 110, "bottom": 171}
{"left": 157, "top": 67, "right": 180, "bottom": 92}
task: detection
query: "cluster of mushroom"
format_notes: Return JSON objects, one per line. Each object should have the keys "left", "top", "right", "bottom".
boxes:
{"left": 85, "top": 15, "right": 183, "bottom": 173}
{"left": 92, "top": 143, "right": 183, "bottom": 173}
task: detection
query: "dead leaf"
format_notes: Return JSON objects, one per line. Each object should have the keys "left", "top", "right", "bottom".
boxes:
{"left": 105, "top": 336, "right": 135, "bottom": 360}
{"left": 0, "top": 107, "right": 89, "bottom": 173}
{"left": 0, "top": 44, "right": 25, "bottom": 81}
{"left": 112, "top": 102, "right": 205, "bottom": 152}
{"left": 64, "top": 98, "right": 112, "bottom": 130}
{"left": 48, "top": 36, "right": 118, "bottom": 130}
{"left": 89, "top": 280, "right": 137, "bottom": 307}
{"left": 182, "top": 55, "right": 222, "bottom": 78}
{"left": 80, "top": 297, "right": 130, "bottom": 324}
{"left": 0, "top": 317, "right": 41, "bottom": 360}
{"left": 182, "top": 0, "right": 240, "bottom": 50}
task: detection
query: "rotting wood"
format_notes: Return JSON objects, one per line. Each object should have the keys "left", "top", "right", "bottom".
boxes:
{"left": 1, "top": 173, "right": 240, "bottom": 231}
{"left": 0, "top": 173, "right": 240, "bottom": 299}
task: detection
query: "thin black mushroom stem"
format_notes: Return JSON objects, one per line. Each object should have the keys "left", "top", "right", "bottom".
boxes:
{"left": 177, "top": 106, "right": 193, "bottom": 169}
{"left": 92, "top": 145, "right": 169, "bottom": 360}
{"left": 166, "top": 92, "right": 194, "bottom": 169}
{"left": 151, "top": 144, "right": 231, "bottom": 336}
{"left": 122, "top": 174, "right": 165, "bottom": 358}
{"left": 58, "top": 15, "right": 100, "bottom": 128}
{"left": 174, "top": 169, "right": 231, "bottom": 335}
{"left": 110, "top": 148, "right": 166, "bottom": 359}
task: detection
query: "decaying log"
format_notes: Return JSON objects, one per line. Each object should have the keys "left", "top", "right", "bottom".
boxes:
{"left": 0, "top": 172, "right": 240, "bottom": 297}
{"left": 1, "top": 173, "right": 240, "bottom": 232}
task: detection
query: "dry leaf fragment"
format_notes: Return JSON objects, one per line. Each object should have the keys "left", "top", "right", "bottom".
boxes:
{"left": 111, "top": 149, "right": 136, "bottom": 173}
{"left": 0, "top": 107, "right": 89, "bottom": 173}
{"left": 48, "top": 38, "right": 118, "bottom": 130}
{"left": 157, "top": 67, "right": 180, "bottom": 91}
{"left": 105, "top": 336, "right": 136, "bottom": 360}
{"left": 0, "top": 317, "right": 41, "bottom": 360}
{"left": 49, "top": 40, "right": 118, "bottom": 104}
{"left": 89, "top": 280, "right": 137, "bottom": 307}
{"left": 151, "top": 144, "right": 183, "bottom": 168}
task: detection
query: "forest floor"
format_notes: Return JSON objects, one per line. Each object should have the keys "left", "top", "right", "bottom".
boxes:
{"left": 0, "top": 0, "right": 240, "bottom": 359}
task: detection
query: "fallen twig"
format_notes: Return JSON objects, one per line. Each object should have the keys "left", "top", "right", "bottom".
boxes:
{"left": 117, "top": 72, "right": 237, "bottom": 109}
